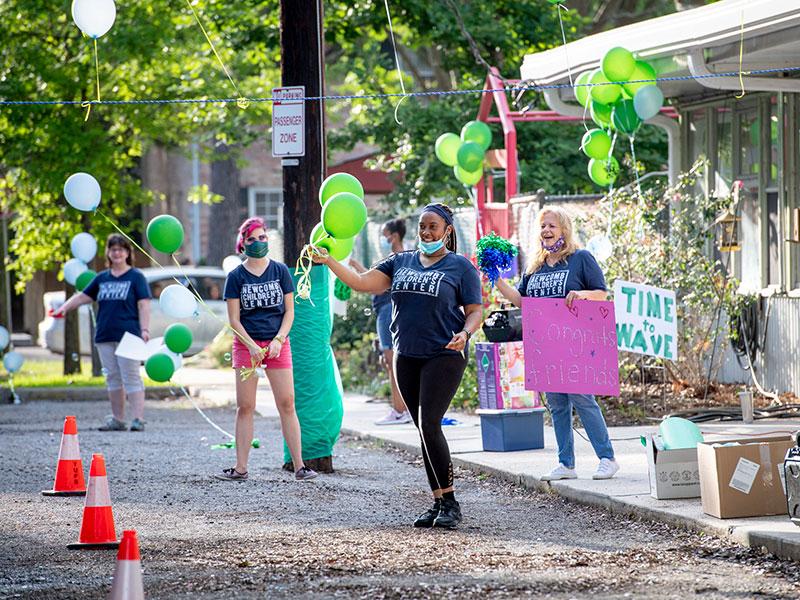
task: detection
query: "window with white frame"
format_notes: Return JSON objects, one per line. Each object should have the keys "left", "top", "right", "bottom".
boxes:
{"left": 248, "top": 188, "right": 283, "bottom": 231}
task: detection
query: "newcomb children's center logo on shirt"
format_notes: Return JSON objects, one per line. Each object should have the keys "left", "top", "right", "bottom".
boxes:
{"left": 240, "top": 281, "right": 284, "bottom": 309}
{"left": 97, "top": 281, "right": 132, "bottom": 302}
{"left": 392, "top": 268, "right": 445, "bottom": 297}
{"left": 526, "top": 270, "right": 569, "bottom": 298}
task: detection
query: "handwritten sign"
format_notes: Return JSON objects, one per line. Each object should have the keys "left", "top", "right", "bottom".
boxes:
{"left": 613, "top": 280, "right": 677, "bottom": 360}
{"left": 522, "top": 297, "right": 620, "bottom": 396}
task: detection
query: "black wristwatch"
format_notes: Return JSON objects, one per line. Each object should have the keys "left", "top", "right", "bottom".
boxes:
{"left": 461, "top": 330, "right": 472, "bottom": 341}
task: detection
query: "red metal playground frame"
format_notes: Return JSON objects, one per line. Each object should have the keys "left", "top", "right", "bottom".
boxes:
{"left": 473, "top": 67, "right": 678, "bottom": 240}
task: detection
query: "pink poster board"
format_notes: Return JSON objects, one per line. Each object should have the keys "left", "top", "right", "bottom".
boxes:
{"left": 522, "top": 297, "right": 620, "bottom": 396}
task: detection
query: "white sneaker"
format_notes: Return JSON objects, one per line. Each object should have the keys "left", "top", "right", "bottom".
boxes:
{"left": 540, "top": 464, "right": 577, "bottom": 481}
{"left": 375, "top": 409, "right": 412, "bottom": 426}
{"left": 592, "top": 458, "right": 619, "bottom": 480}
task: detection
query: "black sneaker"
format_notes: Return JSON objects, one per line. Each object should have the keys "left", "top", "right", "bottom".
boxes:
{"left": 214, "top": 467, "right": 248, "bottom": 481}
{"left": 433, "top": 498, "right": 461, "bottom": 529}
{"left": 413, "top": 499, "right": 441, "bottom": 528}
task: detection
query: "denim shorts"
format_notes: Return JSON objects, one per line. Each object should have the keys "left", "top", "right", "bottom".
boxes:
{"left": 375, "top": 302, "right": 393, "bottom": 351}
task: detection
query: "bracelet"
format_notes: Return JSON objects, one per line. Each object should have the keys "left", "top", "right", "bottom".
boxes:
{"left": 274, "top": 335, "right": 286, "bottom": 344}
{"left": 141, "top": 328, "right": 150, "bottom": 332}
{"left": 461, "top": 330, "right": 472, "bottom": 341}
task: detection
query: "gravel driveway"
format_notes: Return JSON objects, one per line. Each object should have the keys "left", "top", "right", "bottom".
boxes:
{"left": 1, "top": 397, "right": 799, "bottom": 599}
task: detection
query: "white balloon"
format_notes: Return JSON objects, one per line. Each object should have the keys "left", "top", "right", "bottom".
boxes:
{"left": 158, "top": 345, "right": 183, "bottom": 371}
{"left": 159, "top": 284, "right": 198, "bottom": 319}
{"left": 63, "top": 258, "right": 88, "bottom": 286}
{"left": 222, "top": 255, "right": 242, "bottom": 274}
{"left": 633, "top": 85, "right": 664, "bottom": 121}
{"left": 0, "top": 326, "right": 9, "bottom": 351}
{"left": 70, "top": 232, "right": 98, "bottom": 263}
{"left": 71, "top": 0, "right": 117, "bottom": 38}
{"left": 3, "top": 351, "right": 24, "bottom": 374}
{"left": 586, "top": 234, "right": 613, "bottom": 262}
{"left": 64, "top": 173, "right": 101, "bottom": 212}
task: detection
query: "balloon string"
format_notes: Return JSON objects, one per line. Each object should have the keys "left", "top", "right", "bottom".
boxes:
{"left": 81, "top": 38, "right": 102, "bottom": 121}
{"left": 294, "top": 243, "right": 319, "bottom": 305}
{"left": 383, "top": 0, "right": 408, "bottom": 125}
{"left": 183, "top": 0, "right": 248, "bottom": 109}
{"left": 556, "top": 4, "right": 573, "bottom": 89}
{"left": 178, "top": 384, "right": 234, "bottom": 439}
{"left": 629, "top": 136, "right": 645, "bottom": 239}
{"left": 735, "top": 11, "right": 749, "bottom": 100}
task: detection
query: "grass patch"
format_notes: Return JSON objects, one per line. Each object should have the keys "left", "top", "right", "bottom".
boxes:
{"left": 1, "top": 360, "right": 159, "bottom": 388}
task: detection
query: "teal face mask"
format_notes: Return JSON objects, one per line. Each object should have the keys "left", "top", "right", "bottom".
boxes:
{"left": 418, "top": 238, "right": 445, "bottom": 255}
{"left": 244, "top": 240, "right": 269, "bottom": 258}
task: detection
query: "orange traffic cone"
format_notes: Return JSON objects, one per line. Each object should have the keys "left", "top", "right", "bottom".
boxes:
{"left": 67, "top": 453, "right": 119, "bottom": 550}
{"left": 109, "top": 530, "right": 145, "bottom": 600}
{"left": 42, "top": 416, "right": 86, "bottom": 497}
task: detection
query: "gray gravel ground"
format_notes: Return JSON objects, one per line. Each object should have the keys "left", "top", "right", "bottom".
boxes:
{"left": 2, "top": 397, "right": 800, "bottom": 599}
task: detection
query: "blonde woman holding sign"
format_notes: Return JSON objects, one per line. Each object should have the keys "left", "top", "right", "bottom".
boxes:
{"left": 496, "top": 206, "right": 618, "bottom": 481}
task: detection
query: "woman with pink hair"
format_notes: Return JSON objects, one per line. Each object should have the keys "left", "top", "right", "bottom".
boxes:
{"left": 215, "top": 217, "right": 317, "bottom": 482}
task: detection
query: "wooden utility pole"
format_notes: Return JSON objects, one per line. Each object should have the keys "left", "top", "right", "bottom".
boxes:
{"left": 280, "top": 0, "right": 326, "bottom": 263}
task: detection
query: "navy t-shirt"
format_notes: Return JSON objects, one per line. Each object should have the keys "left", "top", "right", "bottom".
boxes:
{"left": 82, "top": 268, "right": 151, "bottom": 343}
{"left": 517, "top": 249, "right": 606, "bottom": 298}
{"left": 224, "top": 261, "right": 295, "bottom": 340}
{"left": 372, "top": 290, "right": 391, "bottom": 311}
{"left": 375, "top": 251, "right": 482, "bottom": 358}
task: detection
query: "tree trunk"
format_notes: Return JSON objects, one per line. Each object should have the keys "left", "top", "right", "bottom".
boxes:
{"left": 0, "top": 211, "right": 11, "bottom": 334}
{"left": 63, "top": 282, "right": 81, "bottom": 375}
{"left": 207, "top": 145, "right": 243, "bottom": 267}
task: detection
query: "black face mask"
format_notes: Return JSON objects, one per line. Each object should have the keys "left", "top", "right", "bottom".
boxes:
{"left": 244, "top": 240, "right": 269, "bottom": 258}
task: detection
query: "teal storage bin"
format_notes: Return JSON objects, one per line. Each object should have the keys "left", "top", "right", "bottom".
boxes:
{"left": 477, "top": 408, "right": 545, "bottom": 452}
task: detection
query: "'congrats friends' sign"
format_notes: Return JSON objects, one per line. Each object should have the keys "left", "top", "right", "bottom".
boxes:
{"left": 522, "top": 298, "right": 620, "bottom": 396}
{"left": 613, "top": 280, "right": 677, "bottom": 360}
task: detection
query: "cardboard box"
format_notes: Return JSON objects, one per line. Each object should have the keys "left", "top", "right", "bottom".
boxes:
{"left": 476, "top": 342, "right": 540, "bottom": 410}
{"left": 645, "top": 434, "right": 700, "bottom": 500}
{"left": 698, "top": 434, "right": 794, "bottom": 519}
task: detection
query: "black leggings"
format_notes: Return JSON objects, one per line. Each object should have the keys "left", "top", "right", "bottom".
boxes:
{"left": 394, "top": 353, "right": 467, "bottom": 492}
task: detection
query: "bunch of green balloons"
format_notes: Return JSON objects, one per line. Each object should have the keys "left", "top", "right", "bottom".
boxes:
{"left": 312, "top": 173, "right": 367, "bottom": 261}
{"left": 574, "top": 47, "right": 664, "bottom": 187}
{"left": 435, "top": 120, "right": 492, "bottom": 186}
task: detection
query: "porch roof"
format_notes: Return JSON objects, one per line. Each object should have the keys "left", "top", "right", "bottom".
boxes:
{"left": 520, "top": 0, "right": 800, "bottom": 100}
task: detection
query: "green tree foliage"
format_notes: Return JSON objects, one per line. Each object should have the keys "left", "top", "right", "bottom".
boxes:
{"left": 0, "top": 0, "right": 280, "bottom": 290}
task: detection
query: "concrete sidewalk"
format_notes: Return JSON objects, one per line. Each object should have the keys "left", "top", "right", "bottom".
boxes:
{"left": 177, "top": 366, "right": 800, "bottom": 561}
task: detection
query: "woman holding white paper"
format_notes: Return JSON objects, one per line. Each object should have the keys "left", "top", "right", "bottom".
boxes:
{"left": 55, "top": 234, "right": 151, "bottom": 432}
{"left": 495, "top": 206, "right": 618, "bottom": 481}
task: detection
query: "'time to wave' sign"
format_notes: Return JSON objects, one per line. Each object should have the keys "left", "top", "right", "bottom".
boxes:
{"left": 271, "top": 86, "right": 305, "bottom": 158}
{"left": 522, "top": 297, "right": 620, "bottom": 396}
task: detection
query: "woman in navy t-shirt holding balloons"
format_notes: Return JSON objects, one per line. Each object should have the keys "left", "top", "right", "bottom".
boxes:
{"left": 313, "top": 203, "right": 482, "bottom": 529}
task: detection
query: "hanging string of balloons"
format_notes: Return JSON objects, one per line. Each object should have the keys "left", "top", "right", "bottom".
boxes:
{"left": 574, "top": 47, "right": 664, "bottom": 187}
{"left": 434, "top": 121, "right": 493, "bottom": 186}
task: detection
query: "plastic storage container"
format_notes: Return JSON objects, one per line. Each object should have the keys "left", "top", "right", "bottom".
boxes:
{"left": 476, "top": 408, "right": 545, "bottom": 452}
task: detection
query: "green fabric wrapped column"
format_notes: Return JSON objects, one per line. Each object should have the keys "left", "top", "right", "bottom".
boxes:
{"left": 286, "top": 265, "right": 344, "bottom": 464}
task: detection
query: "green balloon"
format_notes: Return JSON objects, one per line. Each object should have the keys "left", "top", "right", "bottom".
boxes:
{"left": 321, "top": 192, "right": 367, "bottom": 239}
{"left": 454, "top": 164, "right": 483, "bottom": 186}
{"left": 589, "top": 68, "right": 622, "bottom": 105}
{"left": 456, "top": 141, "right": 484, "bottom": 172}
{"left": 147, "top": 215, "right": 184, "bottom": 254}
{"left": 319, "top": 173, "right": 364, "bottom": 206}
{"left": 588, "top": 157, "right": 620, "bottom": 187}
{"left": 75, "top": 269, "right": 96, "bottom": 292}
{"left": 460, "top": 120, "right": 492, "bottom": 151}
{"left": 145, "top": 353, "right": 175, "bottom": 382}
{"left": 602, "top": 47, "right": 636, "bottom": 83}
{"left": 164, "top": 323, "right": 193, "bottom": 354}
{"left": 434, "top": 133, "right": 461, "bottom": 167}
{"left": 580, "top": 129, "right": 612, "bottom": 160}
{"left": 310, "top": 222, "right": 354, "bottom": 260}
{"left": 612, "top": 99, "right": 641, "bottom": 135}
{"left": 574, "top": 71, "right": 593, "bottom": 108}
{"left": 590, "top": 101, "right": 614, "bottom": 130}
{"left": 623, "top": 61, "right": 657, "bottom": 97}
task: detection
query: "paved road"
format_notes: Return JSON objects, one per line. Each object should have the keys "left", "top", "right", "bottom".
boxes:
{"left": 1, "top": 398, "right": 799, "bottom": 599}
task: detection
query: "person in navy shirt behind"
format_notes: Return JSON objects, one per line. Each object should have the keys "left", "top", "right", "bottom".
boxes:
{"left": 496, "top": 205, "right": 618, "bottom": 482}
{"left": 215, "top": 216, "right": 317, "bottom": 483}
{"left": 313, "top": 203, "right": 482, "bottom": 530}
{"left": 55, "top": 234, "right": 151, "bottom": 432}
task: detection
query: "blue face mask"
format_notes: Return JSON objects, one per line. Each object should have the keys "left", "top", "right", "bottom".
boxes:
{"left": 379, "top": 236, "right": 392, "bottom": 253}
{"left": 418, "top": 237, "right": 445, "bottom": 255}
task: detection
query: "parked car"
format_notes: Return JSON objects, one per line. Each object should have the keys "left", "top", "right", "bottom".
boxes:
{"left": 38, "top": 266, "right": 228, "bottom": 356}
